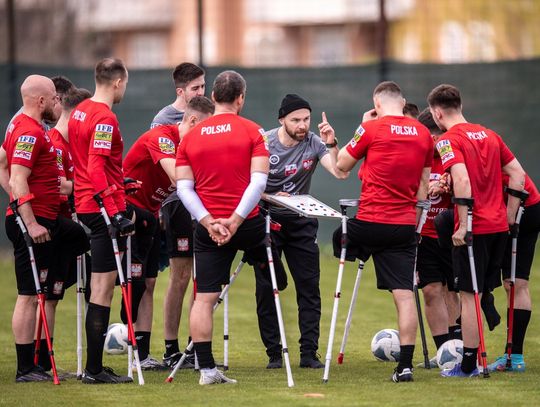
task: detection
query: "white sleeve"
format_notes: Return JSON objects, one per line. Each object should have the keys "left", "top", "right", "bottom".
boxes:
{"left": 234, "top": 172, "right": 268, "bottom": 219}
{"left": 176, "top": 179, "right": 210, "bottom": 222}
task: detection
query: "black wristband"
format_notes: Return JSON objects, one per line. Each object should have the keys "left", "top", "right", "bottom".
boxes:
{"left": 325, "top": 137, "right": 338, "bottom": 148}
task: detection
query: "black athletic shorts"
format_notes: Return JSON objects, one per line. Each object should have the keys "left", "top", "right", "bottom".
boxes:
{"left": 194, "top": 214, "right": 268, "bottom": 293}
{"left": 417, "top": 235, "right": 456, "bottom": 291}
{"left": 162, "top": 199, "right": 194, "bottom": 258}
{"left": 5, "top": 214, "right": 89, "bottom": 297}
{"left": 452, "top": 232, "right": 507, "bottom": 293}
{"left": 126, "top": 204, "right": 159, "bottom": 279}
{"left": 78, "top": 212, "right": 127, "bottom": 273}
{"left": 501, "top": 201, "right": 540, "bottom": 281}
{"left": 333, "top": 219, "right": 416, "bottom": 291}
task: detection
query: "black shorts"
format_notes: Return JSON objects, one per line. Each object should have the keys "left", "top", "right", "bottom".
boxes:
{"left": 452, "top": 232, "right": 507, "bottom": 293}
{"left": 79, "top": 212, "right": 127, "bottom": 274}
{"left": 162, "top": 199, "right": 194, "bottom": 258}
{"left": 501, "top": 201, "right": 540, "bottom": 281}
{"left": 333, "top": 220, "right": 416, "bottom": 291}
{"left": 417, "top": 235, "right": 456, "bottom": 291}
{"left": 126, "top": 204, "right": 159, "bottom": 279}
{"left": 5, "top": 214, "right": 89, "bottom": 298}
{"left": 194, "top": 215, "right": 268, "bottom": 293}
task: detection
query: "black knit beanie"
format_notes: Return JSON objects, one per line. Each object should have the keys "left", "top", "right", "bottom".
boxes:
{"left": 278, "top": 94, "right": 311, "bottom": 119}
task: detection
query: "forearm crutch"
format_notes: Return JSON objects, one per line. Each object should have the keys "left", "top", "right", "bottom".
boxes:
{"left": 223, "top": 287, "right": 229, "bottom": 370}
{"left": 323, "top": 198, "right": 359, "bottom": 383}
{"left": 166, "top": 256, "right": 245, "bottom": 382}
{"left": 70, "top": 207, "right": 86, "bottom": 380}
{"left": 504, "top": 188, "right": 529, "bottom": 370}
{"left": 261, "top": 204, "right": 294, "bottom": 388}
{"left": 126, "top": 235, "right": 133, "bottom": 378}
{"left": 415, "top": 199, "right": 431, "bottom": 369}
{"left": 9, "top": 196, "right": 60, "bottom": 385}
{"left": 93, "top": 190, "right": 144, "bottom": 385}
{"left": 453, "top": 197, "right": 489, "bottom": 378}
{"left": 337, "top": 260, "right": 364, "bottom": 364}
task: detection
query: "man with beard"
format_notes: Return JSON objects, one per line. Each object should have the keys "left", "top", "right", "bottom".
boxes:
{"left": 254, "top": 94, "right": 349, "bottom": 369}
{"left": 3, "top": 75, "right": 88, "bottom": 382}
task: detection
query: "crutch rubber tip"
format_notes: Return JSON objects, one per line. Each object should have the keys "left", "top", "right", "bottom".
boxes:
{"left": 322, "top": 379, "right": 328, "bottom": 384}
{"left": 337, "top": 353, "right": 344, "bottom": 364}
{"left": 53, "top": 378, "right": 61, "bottom": 385}
{"left": 165, "top": 377, "right": 174, "bottom": 383}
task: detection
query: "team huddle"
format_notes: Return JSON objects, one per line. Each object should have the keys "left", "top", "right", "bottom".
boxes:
{"left": 1, "top": 57, "right": 538, "bottom": 386}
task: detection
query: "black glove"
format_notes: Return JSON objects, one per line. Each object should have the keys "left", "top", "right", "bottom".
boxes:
{"left": 124, "top": 177, "right": 142, "bottom": 196}
{"left": 111, "top": 213, "right": 135, "bottom": 236}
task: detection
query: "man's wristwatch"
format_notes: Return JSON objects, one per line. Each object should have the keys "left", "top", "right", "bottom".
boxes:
{"left": 325, "top": 137, "right": 338, "bottom": 148}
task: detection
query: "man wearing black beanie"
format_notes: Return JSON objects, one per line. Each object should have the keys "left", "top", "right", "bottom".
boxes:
{"left": 253, "top": 93, "right": 349, "bottom": 369}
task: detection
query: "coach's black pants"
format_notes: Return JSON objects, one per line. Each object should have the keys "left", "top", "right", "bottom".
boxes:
{"left": 254, "top": 212, "right": 321, "bottom": 357}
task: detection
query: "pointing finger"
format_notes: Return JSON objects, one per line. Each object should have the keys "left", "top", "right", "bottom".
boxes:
{"left": 322, "top": 111, "right": 327, "bottom": 123}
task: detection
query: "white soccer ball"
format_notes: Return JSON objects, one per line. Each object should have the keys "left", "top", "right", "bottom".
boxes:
{"left": 104, "top": 323, "right": 129, "bottom": 355}
{"left": 436, "top": 339, "right": 463, "bottom": 370}
{"left": 371, "top": 329, "right": 400, "bottom": 362}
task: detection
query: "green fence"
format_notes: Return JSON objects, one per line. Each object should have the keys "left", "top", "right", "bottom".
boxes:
{"left": 1, "top": 59, "right": 539, "bottom": 245}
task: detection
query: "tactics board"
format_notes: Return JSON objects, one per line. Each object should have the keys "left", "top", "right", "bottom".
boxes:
{"left": 264, "top": 194, "right": 341, "bottom": 219}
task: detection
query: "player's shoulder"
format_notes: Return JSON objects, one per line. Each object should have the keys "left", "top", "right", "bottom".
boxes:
{"left": 152, "top": 105, "right": 182, "bottom": 127}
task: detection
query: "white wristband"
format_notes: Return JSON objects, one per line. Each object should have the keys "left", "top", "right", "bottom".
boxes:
{"left": 176, "top": 179, "right": 210, "bottom": 222}
{"left": 234, "top": 172, "right": 268, "bottom": 219}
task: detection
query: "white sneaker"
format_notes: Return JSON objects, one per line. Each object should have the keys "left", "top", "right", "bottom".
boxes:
{"left": 199, "top": 367, "right": 237, "bottom": 385}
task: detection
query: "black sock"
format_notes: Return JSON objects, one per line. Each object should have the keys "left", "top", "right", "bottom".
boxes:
{"left": 85, "top": 302, "right": 110, "bottom": 374}
{"left": 135, "top": 331, "right": 151, "bottom": 360}
{"left": 433, "top": 333, "right": 449, "bottom": 350}
{"left": 164, "top": 339, "right": 179, "bottom": 357}
{"left": 193, "top": 341, "right": 215, "bottom": 369}
{"left": 449, "top": 325, "right": 462, "bottom": 340}
{"left": 461, "top": 347, "right": 478, "bottom": 373}
{"left": 186, "top": 336, "right": 194, "bottom": 355}
{"left": 38, "top": 338, "right": 52, "bottom": 371}
{"left": 16, "top": 343, "right": 35, "bottom": 374}
{"left": 397, "top": 345, "right": 414, "bottom": 371}
{"left": 510, "top": 309, "right": 531, "bottom": 355}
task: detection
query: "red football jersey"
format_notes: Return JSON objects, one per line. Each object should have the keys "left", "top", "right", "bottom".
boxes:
{"left": 3, "top": 113, "right": 60, "bottom": 219}
{"left": 176, "top": 113, "right": 269, "bottom": 219}
{"left": 422, "top": 157, "right": 452, "bottom": 239}
{"left": 436, "top": 123, "right": 514, "bottom": 234}
{"left": 124, "top": 124, "right": 180, "bottom": 215}
{"left": 48, "top": 128, "right": 74, "bottom": 218}
{"left": 346, "top": 115, "right": 433, "bottom": 225}
{"left": 68, "top": 99, "right": 126, "bottom": 215}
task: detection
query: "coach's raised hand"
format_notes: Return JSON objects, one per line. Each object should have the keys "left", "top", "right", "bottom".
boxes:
{"left": 318, "top": 112, "right": 335, "bottom": 144}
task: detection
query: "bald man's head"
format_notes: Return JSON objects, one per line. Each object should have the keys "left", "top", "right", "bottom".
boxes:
{"left": 21, "top": 75, "right": 59, "bottom": 122}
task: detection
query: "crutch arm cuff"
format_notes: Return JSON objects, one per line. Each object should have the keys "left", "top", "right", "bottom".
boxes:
{"left": 416, "top": 199, "right": 431, "bottom": 211}
{"left": 9, "top": 193, "right": 35, "bottom": 212}
{"left": 452, "top": 197, "right": 474, "bottom": 207}
{"left": 505, "top": 187, "right": 529, "bottom": 202}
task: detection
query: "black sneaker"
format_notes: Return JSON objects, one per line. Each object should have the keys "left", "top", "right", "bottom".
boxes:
{"left": 15, "top": 366, "right": 52, "bottom": 383}
{"left": 163, "top": 352, "right": 195, "bottom": 370}
{"left": 299, "top": 353, "right": 324, "bottom": 369}
{"left": 81, "top": 367, "right": 133, "bottom": 384}
{"left": 392, "top": 367, "right": 413, "bottom": 382}
{"left": 266, "top": 354, "right": 283, "bottom": 369}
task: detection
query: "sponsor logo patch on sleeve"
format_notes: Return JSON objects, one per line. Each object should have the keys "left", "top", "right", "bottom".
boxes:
{"left": 436, "top": 139, "right": 455, "bottom": 164}
{"left": 13, "top": 135, "right": 36, "bottom": 160}
{"left": 93, "top": 123, "right": 113, "bottom": 150}
{"left": 349, "top": 125, "right": 365, "bottom": 148}
{"left": 158, "top": 137, "right": 175, "bottom": 154}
